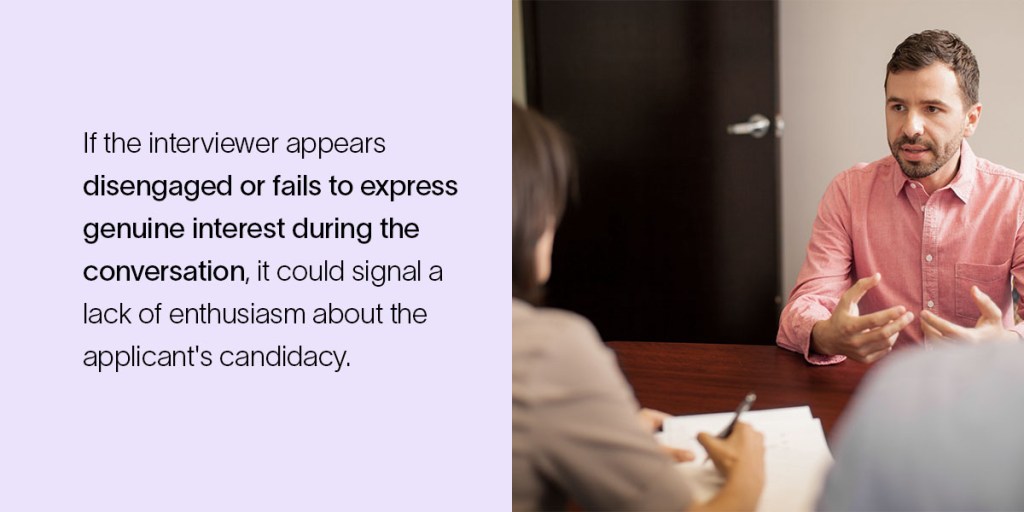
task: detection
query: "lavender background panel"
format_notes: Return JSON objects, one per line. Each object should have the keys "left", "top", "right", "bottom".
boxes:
{"left": 0, "top": 1, "right": 509, "bottom": 510}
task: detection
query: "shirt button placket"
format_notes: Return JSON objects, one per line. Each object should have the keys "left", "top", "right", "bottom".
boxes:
{"left": 921, "top": 199, "right": 939, "bottom": 314}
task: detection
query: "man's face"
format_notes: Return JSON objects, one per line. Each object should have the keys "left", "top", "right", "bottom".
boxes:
{"left": 885, "top": 62, "right": 979, "bottom": 179}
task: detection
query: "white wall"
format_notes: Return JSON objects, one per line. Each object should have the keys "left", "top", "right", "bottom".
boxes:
{"left": 779, "top": 0, "right": 1024, "bottom": 295}
{"left": 512, "top": 0, "right": 526, "bottom": 105}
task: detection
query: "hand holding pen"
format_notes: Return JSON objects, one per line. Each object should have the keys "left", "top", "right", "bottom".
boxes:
{"left": 718, "top": 392, "right": 757, "bottom": 438}
{"left": 695, "top": 394, "right": 767, "bottom": 506}
{"left": 702, "top": 392, "right": 757, "bottom": 464}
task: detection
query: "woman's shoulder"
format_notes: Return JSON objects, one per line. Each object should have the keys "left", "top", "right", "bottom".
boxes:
{"left": 513, "top": 299, "right": 602, "bottom": 352}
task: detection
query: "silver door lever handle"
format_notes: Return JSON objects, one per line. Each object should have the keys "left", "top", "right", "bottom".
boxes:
{"left": 726, "top": 114, "right": 771, "bottom": 138}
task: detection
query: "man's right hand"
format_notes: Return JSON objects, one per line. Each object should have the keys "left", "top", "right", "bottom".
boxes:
{"left": 810, "top": 273, "right": 914, "bottom": 363}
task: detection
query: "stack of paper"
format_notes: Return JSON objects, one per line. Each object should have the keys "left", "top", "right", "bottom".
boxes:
{"left": 658, "top": 406, "right": 832, "bottom": 512}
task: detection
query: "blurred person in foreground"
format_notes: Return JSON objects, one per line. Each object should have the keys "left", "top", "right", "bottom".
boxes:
{"left": 818, "top": 341, "right": 1024, "bottom": 510}
{"left": 511, "top": 102, "right": 764, "bottom": 511}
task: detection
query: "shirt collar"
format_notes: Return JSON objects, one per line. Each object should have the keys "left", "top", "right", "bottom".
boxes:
{"left": 950, "top": 140, "right": 977, "bottom": 203}
{"left": 891, "top": 140, "right": 977, "bottom": 203}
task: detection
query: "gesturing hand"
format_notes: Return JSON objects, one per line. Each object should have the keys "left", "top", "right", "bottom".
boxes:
{"left": 919, "top": 286, "right": 1017, "bottom": 344}
{"left": 810, "top": 273, "right": 915, "bottom": 363}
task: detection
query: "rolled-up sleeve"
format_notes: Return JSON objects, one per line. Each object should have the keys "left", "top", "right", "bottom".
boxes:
{"left": 778, "top": 173, "right": 855, "bottom": 365}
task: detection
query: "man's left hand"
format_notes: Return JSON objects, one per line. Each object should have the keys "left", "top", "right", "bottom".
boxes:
{"left": 919, "top": 286, "right": 1017, "bottom": 343}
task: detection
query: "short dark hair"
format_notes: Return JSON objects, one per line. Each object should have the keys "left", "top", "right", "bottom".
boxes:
{"left": 886, "top": 29, "right": 980, "bottom": 107}
{"left": 512, "top": 103, "right": 574, "bottom": 304}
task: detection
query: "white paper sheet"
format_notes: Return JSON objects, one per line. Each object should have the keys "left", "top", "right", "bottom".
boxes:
{"left": 658, "top": 406, "right": 832, "bottom": 512}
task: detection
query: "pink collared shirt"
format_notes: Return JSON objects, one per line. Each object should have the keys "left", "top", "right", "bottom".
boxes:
{"left": 778, "top": 141, "right": 1024, "bottom": 364}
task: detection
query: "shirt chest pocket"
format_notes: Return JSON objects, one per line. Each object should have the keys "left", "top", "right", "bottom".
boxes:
{"left": 954, "top": 261, "right": 1011, "bottom": 320}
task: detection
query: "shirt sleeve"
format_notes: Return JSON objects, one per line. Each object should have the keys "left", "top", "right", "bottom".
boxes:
{"left": 525, "top": 315, "right": 691, "bottom": 511}
{"left": 777, "top": 173, "right": 854, "bottom": 365}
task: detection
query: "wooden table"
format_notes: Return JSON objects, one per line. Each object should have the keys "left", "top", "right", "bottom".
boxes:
{"left": 607, "top": 342, "right": 872, "bottom": 438}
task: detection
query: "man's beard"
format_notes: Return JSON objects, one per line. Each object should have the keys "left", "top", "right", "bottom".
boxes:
{"left": 890, "top": 135, "right": 961, "bottom": 179}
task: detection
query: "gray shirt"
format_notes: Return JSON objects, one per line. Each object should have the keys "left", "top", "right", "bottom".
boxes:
{"left": 512, "top": 299, "right": 691, "bottom": 511}
{"left": 819, "top": 342, "right": 1024, "bottom": 511}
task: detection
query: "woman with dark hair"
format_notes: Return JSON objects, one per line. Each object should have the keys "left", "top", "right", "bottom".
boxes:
{"left": 511, "top": 102, "right": 765, "bottom": 511}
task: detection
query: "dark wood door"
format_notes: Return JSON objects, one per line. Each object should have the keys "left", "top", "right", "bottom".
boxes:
{"left": 523, "top": 0, "right": 780, "bottom": 343}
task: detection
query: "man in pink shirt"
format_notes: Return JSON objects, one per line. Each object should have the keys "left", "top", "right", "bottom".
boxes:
{"left": 778, "top": 30, "right": 1024, "bottom": 365}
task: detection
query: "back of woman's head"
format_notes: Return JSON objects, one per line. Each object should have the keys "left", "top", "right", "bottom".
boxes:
{"left": 512, "top": 103, "right": 574, "bottom": 303}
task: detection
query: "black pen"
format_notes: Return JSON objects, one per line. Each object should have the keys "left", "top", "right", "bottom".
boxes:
{"left": 704, "top": 392, "right": 757, "bottom": 464}
{"left": 718, "top": 392, "right": 757, "bottom": 438}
